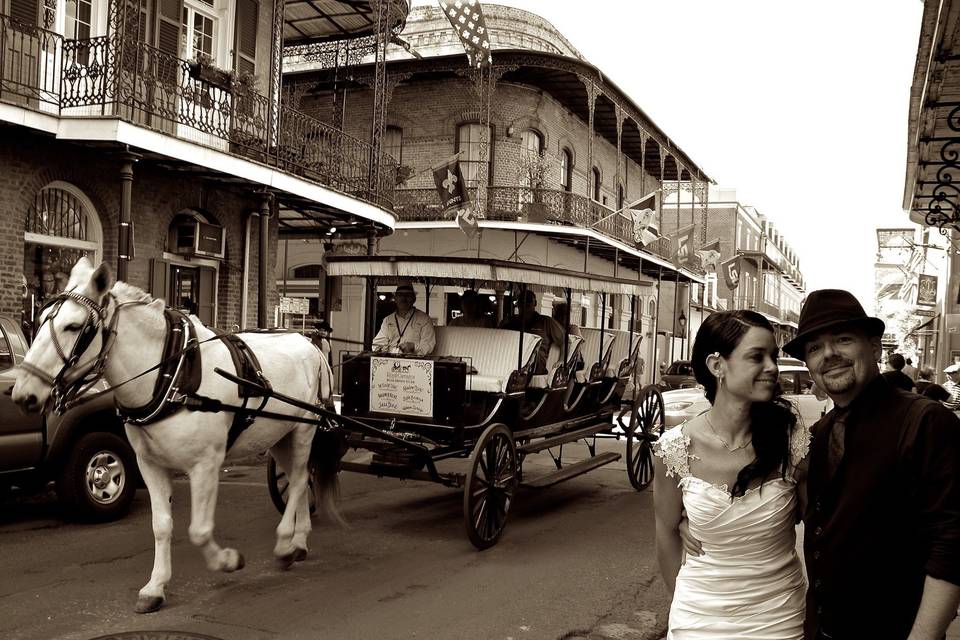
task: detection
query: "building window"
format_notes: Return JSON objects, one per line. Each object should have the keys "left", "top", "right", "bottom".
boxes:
{"left": 181, "top": 0, "right": 218, "bottom": 59}
{"left": 560, "top": 148, "right": 573, "bottom": 192}
{"left": 22, "top": 182, "right": 103, "bottom": 337}
{"left": 521, "top": 129, "right": 543, "bottom": 155}
{"left": 457, "top": 123, "right": 492, "bottom": 188}
{"left": 65, "top": 0, "right": 93, "bottom": 39}
{"left": 617, "top": 184, "right": 624, "bottom": 211}
{"left": 592, "top": 167, "right": 601, "bottom": 201}
{"left": 292, "top": 264, "right": 323, "bottom": 279}
{"left": 384, "top": 126, "right": 403, "bottom": 165}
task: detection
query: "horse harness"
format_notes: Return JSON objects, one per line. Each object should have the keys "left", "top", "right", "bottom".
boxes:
{"left": 119, "top": 309, "right": 274, "bottom": 450}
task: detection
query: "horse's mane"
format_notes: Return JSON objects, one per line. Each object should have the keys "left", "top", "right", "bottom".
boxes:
{"left": 111, "top": 281, "right": 155, "bottom": 304}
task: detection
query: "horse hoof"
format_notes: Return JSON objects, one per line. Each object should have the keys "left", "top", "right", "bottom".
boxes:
{"left": 223, "top": 551, "right": 245, "bottom": 573}
{"left": 293, "top": 547, "right": 307, "bottom": 562}
{"left": 134, "top": 596, "right": 164, "bottom": 614}
{"left": 275, "top": 551, "right": 297, "bottom": 571}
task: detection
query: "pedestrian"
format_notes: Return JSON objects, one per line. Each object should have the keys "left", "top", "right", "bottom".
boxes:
{"left": 922, "top": 383, "right": 951, "bottom": 403}
{"left": 312, "top": 320, "right": 333, "bottom": 365}
{"left": 904, "top": 356, "right": 919, "bottom": 381}
{"left": 653, "top": 310, "right": 808, "bottom": 639}
{"left": 677, "top": 289, "right": 960, "bottom": 640}
{"left": 500, "top": 290, "right": 565, "bottom": 374}
{"left": 916, "top": 366, "right": 935, "bottom": 395}
{"left": 942, "top": 363, "right": 960, "bottom": 411}
{"left": 881, "top": 353, "right": 915, "bottom": 392}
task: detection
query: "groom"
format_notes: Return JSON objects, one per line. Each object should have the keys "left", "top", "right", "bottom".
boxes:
{"left": 681, "top": 289, "right": 960, "bottom": 639}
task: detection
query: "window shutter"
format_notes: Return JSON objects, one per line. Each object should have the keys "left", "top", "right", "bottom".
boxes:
{"left": 9, "top": 0, "right": 38, "bottom": 26}
{"left": 234, "top": 0, "right": 258, "bottom": 74}
{"left": 197, "top": 266, "right": 216, "bottom": 327}
{"left": 153, "top": 0, "right": 182, "bottom": 86}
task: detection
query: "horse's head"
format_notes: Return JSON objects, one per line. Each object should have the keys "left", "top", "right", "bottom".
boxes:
{"left": 12, "top": 257, "right": 115, "bottom": 413}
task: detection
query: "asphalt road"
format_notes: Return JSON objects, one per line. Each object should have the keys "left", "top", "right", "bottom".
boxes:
{"left": 0, "top": 439, "right": 670, "bottom": 640}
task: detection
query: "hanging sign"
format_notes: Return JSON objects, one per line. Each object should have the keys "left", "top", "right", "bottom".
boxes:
{"left": 917, "top": 274, "right": 937, "bottom": 306}
{"left": 370, "top": 357, "right": 434, "bottom": 418}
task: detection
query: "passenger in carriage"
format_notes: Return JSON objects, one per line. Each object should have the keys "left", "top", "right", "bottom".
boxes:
{"left": 450, "top": 289, "right": 494, "bottom": 328}
{"left": 372, "top": 284, "right": 436, "bottom": 356}
{"left": 500, "top": 290, "right": 565, "bottom": 374}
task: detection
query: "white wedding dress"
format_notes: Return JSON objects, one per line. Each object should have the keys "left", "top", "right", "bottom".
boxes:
{"left": 653, "top": 424, "right": 810, "bottom": 639}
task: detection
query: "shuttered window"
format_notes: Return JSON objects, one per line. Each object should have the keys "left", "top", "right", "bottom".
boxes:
{"left": 234, "top": 0, "right": 257, "bottom": 74}
{"left": 9, "top": 0, "right": 38, "bottom": 25}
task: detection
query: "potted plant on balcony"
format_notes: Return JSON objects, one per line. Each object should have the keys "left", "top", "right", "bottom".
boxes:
{"left": 187, "top": 53, "right": 232, "bottom": 91}
{"left": 516, "top": 150, "right": 558, "bottom": 222}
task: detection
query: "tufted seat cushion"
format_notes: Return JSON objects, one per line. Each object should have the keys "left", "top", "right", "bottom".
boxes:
{"left": 434, "top": 327, "right": 542, "bottom": 394}
{"left": 529, "top": 335, "right": 583, "bottom": 389}
{"left": 603, "top": 329, "right": 642, "bottom": 377}
{"left": 576, "top": 328, "right": 617, "bottom": 384}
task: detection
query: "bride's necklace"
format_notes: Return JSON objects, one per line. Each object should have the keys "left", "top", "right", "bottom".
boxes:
{"left": 704, "top": 412, "right": 752, "bottom": 452}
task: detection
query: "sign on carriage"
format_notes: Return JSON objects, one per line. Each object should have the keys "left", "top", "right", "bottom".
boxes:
{"left": 370, "top": 357, "right": 434, "bottom": 418}
{"left": 279, "top": 296, "right": 309, "bottom": 315}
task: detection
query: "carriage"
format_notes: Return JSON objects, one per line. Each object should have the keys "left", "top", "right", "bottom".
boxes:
{"left": 258, "top": 254, "right": 668, "bottom": 549}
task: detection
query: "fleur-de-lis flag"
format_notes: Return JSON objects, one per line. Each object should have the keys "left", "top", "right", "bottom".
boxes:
{"left": 439, "top": 0, "right": 492, "bottom": 68}
{"left": 432, "top": 152, "right": 478, "bottom": 238}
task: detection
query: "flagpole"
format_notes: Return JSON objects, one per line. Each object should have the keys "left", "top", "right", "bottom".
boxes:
{"left": 589, "top": 188, "right": 662, "bottom": 229}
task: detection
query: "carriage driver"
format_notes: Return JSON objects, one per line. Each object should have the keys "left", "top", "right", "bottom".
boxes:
{"left": 372, "top": 283, "right": 436, "bottom": 356}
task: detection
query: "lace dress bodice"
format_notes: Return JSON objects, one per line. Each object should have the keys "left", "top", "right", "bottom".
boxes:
{"left": 652, "top": 422, "right": 811, "bottom": 639}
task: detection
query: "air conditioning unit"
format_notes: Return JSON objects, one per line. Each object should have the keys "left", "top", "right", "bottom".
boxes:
{"left": 174, "top": 220, "right": 225, "bottom": 259}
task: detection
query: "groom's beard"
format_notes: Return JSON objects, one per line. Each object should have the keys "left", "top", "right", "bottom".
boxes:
{"left": 819, "top": 355, "right": 857, "bottom": 395}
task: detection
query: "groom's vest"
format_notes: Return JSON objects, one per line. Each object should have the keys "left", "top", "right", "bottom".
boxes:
{"left": 804, "top": 376, "right": 934, "bottom": 640}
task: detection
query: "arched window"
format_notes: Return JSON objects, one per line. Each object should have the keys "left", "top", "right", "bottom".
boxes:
{"left": 23, "top": 182, "right": 103, "bottom": 331}
{"left": 521, "top": 129, "right": 543, "bottom": 156}
{"left": 457, "top": 123, "right": 493, "bottom": 188}
{"left": 291, "top": 264, "right": 323, "bottom": 279}
{"left": 617, "top": 184, "right": 625, "bottom": 211}
{"left": 648, "top": 299, "right": 656, "bottom": 317}
{"left": 384, "top": 126, "right": 403, "bottom": 164}
{"left": 560, "top": 148, "right": 573, "bottom": 192}
{"left": 591, "top": 167, "right": 601, "bottom": 201}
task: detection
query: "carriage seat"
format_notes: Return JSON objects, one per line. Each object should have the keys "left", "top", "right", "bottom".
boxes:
{"left": 604, "top": 329, "right": 642, "bottom": 378}
{"left": 575, "top": 329, "right": 617, "bottom": 384}
{"left": 529, "top": 335, "right": 583, "bottom": 389}
{"left": 434, "top": 327, "right": 542, "bottom": 394}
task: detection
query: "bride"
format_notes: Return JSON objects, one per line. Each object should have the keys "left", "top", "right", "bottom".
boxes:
{"left": 653, "top": 310, "right": 810, "bottom": 639}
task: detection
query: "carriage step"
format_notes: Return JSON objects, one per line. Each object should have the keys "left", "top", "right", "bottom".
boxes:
{"left": 518, "top": 423, "right": 609, "bottom": 454}
{"left": 340, "top": 461, "right": 466, "bottom": 488}
{"left": 521, "top": 452, "right": 621, "bottom": 489}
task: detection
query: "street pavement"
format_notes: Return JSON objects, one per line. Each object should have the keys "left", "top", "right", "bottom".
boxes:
{"left": 0, "top": 438, "right": 671, "bottom": 640}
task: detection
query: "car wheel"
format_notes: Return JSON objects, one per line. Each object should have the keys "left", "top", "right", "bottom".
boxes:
{"left": 57, "top": 432, "right": 138, "bottom": 522}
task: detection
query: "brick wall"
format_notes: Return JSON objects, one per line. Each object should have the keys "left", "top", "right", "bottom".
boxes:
{"left": 0, "top": 128, "right": 277, "bottom": 327}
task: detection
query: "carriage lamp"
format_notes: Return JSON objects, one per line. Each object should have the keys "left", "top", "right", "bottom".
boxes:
{"left": 678, "top": 310, "right": 687, "bottom": 332}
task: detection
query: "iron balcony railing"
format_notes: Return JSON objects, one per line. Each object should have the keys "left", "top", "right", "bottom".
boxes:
{"left": 0, "top": 15, "right": 396, "bottom": 210}
{"left": 394, "top": 186, "right": 680, "bottom": 265}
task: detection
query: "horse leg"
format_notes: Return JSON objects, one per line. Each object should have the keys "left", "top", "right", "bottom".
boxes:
{"left": 135, "top": 456, "right": 173, "bottom": 614}
{"left": 187, "top": 459, "right": 244, "bottom": 573}
{"left": 271, "top": 430, "right": 312, "bottom": 569}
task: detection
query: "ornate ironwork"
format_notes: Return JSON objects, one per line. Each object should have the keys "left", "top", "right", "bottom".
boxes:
{"left": 28, "top": 186, "right": 92, "bottom": 239}
{"left": 0, "top": 15, "right": 63, "bottom": 107}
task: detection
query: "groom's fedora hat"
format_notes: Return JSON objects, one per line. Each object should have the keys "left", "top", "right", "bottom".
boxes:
{"left": 782, "top": 289, "right": 885, "bottom": 359}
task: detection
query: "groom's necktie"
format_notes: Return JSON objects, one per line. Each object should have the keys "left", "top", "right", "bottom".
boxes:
{"left": 826, "top": 410, "right": 848, "bottom": 476}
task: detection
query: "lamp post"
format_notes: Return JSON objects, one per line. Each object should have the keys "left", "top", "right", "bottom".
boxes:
{"left": 678, "top": 310, "right": 688, "bottom": 359}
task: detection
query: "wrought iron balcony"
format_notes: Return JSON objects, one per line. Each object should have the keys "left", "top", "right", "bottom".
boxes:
{"left": 394, "top": 186, "right": 679, "bottom": 264}
{"left": 0, "top": 15, "right": 396, "bottom": 210}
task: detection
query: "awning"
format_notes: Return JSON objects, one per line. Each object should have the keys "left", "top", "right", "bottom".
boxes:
{"left": 325, "top": 255, "right": 653, "bottom": 296}
{"left": 284, "top": 0, "right": 409, "bottom": 45}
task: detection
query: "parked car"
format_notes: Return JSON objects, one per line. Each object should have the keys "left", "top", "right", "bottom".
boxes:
{"left": 0, "top": 313, "right": 138, "bottom": 521}
{"left": 658, "top": 360, "right": 696, "bottom": 391}
{"left": 662, "top": 364, "right": 832, "bottom": 429}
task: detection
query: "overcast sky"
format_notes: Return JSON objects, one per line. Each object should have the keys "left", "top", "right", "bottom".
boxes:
{"left": 413, "top": 0, "right": 925, "bottom": 310}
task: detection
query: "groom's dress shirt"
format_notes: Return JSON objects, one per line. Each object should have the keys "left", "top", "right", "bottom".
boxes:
{"left": 803, "top": 375, "right": 960, "bottom": 639}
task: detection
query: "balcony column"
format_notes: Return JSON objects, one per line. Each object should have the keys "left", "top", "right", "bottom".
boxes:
{"left": 257, "top": 194, "right": 272, "bottom": 328}
{"left": 638, "top": 129, "right": 647, "bottom": 196}
{"left": 363, "top": 232, "right": 378, "bottom": 349}
{"left": 615, "top": 105, "right": 624, "bottom": 206}
{"left": 266, "top": 0, "right": 287, "bottom": 155}
{"left": 116, "top": 152, "right": 139, "bottom": 282}
{"left": 577, "top": 75, "right": 599, "bottom": 201}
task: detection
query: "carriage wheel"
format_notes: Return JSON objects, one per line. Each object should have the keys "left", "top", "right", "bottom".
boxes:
{"left": 463, "top": 423, "right": 518, "bottom": 550}
{"left": 267, "top": 456, "right": 317, "bottom": 516}
{"left": 625, "top": 385, "right": 665, "bottom": 492}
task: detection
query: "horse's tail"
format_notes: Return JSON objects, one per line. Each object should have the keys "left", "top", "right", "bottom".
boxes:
{"left": 310, "top": 430, "right": 348, "bottom": 528}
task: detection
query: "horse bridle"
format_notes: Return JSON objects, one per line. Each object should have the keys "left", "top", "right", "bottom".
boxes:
{"left": 19, "top": 290, "right": 120, "bottom": 413}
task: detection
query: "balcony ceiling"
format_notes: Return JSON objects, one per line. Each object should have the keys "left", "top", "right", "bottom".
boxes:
{"left": 284, "top": 0, "right": 409, "bottom": 45}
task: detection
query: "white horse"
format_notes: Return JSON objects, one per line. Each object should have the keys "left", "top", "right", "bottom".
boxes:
{"left": 12, "top": 258, "right": 337, "bottom": 613}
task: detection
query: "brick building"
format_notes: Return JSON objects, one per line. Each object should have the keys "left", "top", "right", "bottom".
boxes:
{"left": 659, "top": 186, "right": 807, "bottom": 348}
{"left": 278, "top": 4, "right": 712, "bottom": 383}
{"left": 0, "top": 0, "right": 401, "bottom": 336}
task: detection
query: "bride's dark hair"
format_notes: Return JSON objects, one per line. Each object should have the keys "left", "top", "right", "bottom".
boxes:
{"left": 691, "top": 310, "right": 796, "bottom": 498}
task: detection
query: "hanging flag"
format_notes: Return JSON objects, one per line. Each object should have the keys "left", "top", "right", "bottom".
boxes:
{"left": 627, "top": 190, "right": 659, "bottom": 248}
{"left": 456, "top": 203, "right": 480, "bottom": 239}
{"left": 917, "top": 273, "right": 937, "bottom": 306}
{"left": 697, "top": 238, "right": 721, "bottom": 273}
{"left": 432, "top": 152, "right": 469, "bottom": 211}
{"left": 721, "top": 256, "right": 741, "bottom": 290}
{"left": 439, "top": 0, "right": 492, "bottom": 68}
{"left": 674, "top": 224, "right": 696, "bottom": 267}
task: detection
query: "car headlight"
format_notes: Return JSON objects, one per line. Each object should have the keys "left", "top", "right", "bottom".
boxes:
{"left": 665, "top": 401, "right": 694, "bottom": 412}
